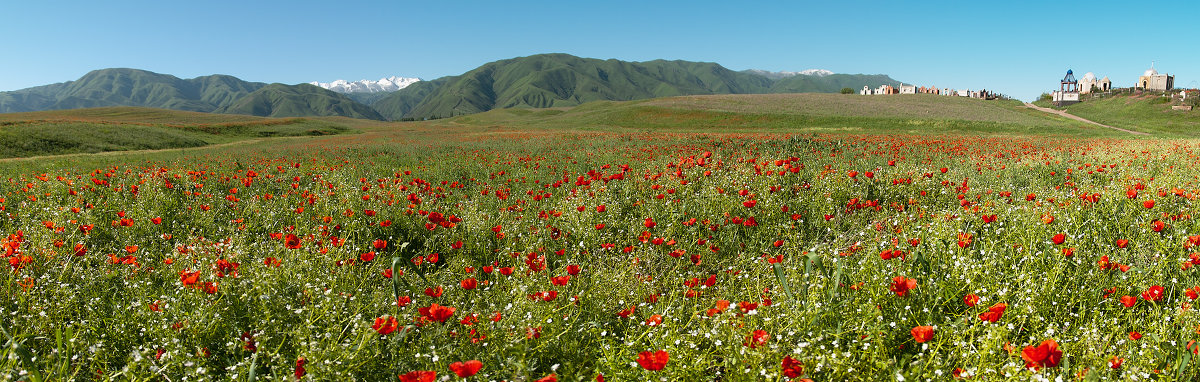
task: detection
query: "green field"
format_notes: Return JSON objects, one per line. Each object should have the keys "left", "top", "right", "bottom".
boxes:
{"left": 1034, "top": 93, "right": 1200, "bottom": 137}
{"left": 450, "top": 93, "right": 1120, "bottom": 137}
{"left": 0, "top": 107, "right": 354, "bottom": 158}
{"left": 1, "top": 94, "right": 1199, "bottom": 381}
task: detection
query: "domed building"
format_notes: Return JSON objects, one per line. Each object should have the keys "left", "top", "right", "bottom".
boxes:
{"left": 1136, "top": 64, "right": 1174, "bottom": 92}
{"left": 1078, "top": 72, "right": 1111, "bottom": 94}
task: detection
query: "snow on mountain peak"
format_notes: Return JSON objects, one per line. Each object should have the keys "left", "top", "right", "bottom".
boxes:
{"left": 745, "top": 69, "right": 836, "bottom": 79}
{"left": 309, "top": 76, "right": 421, "bottom": 93}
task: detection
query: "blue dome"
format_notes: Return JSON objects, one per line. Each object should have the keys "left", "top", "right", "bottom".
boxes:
{"left": 1067, "top": 69, "right": 1073, "bottom": 75}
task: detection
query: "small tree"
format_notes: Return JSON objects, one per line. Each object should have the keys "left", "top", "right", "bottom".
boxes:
{"left": 840, "top": 87, "right": 854, "bottom": 94}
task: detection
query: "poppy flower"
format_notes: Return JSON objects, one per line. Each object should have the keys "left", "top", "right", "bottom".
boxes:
{"left": 889, "top": 276, "right": 917, "bottom": 297}
{"left": 1108, "top": 356, "right": 1124, "bottom": 369}
{"left": 373, "top": 316, "right": 399, "bottom": 335}
{"left": 744, "top": 329, "right": 769, "bottom": 348}
{"left": 1051, "top": 233, "right": 1066, "bottom": 245}
{"left": 1129, "top": 331, "right": 1142, "bottom": 340}
{"left": 461, "top": 278, "right": 478, "bottom": 290}
{"left": 1020, "top": 340, "right": 1062, "bottom": 370}
{"left": 1140, "top": 285, "right": 1164, "bottom": 302}
{"left": 294, "top": 358, "right": 307, "bottom": 379}
{"left": 963, "top": 294, "right": 980, "bottom": 307}
{"left": 1143, "top": 200, "right": 1155, "bottom": 209}
{"left": 418, "top": 303, "right": 456, "bottom": 323}
{"left": 448, "top": 360, "right": 482, "bottom": 377}
{"left": 1115, "top": 239, "right": 1128, "bottom": 248}
{"left": 534, "top": 374, "right": 557, "bottom": 382}
{"left": 373, "top": 239, "right": 387, "bottom": 250}
{"left": 284, "top": 234, "right": 302, "bottom": 249}
{"left": 1120, "top": 295, "right": 1137, "bottom": 308}
{"left": 978, "top": 302, "right": 1007, "bottom": 323}
{"left": 781, "top": 355, "right": 804, "bottom": 378}
{"left": 425, "top": 286, "right": 443, "bottom": 297}
{"left": 636, "top": 350, "right": 669, "bottom": 371}
{"left": 399, "top": 371, "right": 436, "bottom": 382}
{"left": 911, "top": 326, "right": 934, "bottom": 343}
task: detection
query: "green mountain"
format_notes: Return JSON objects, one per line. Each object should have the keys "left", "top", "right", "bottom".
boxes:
{"left": 0, "top": 69, "right": 380, "bottom": 120}
{"left": 215, "top": 84, "right": 384, "bottom": 120}
{"left": 373, "top": 54, "right": 900, "bottom": 120}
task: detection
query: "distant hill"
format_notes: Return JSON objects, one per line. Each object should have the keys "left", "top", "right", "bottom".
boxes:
{"left": 215, "top": 84, "right": 384, "bottom": 120}
{"left": 374, "top": 54, "right": 902, "bottom": 120}
{"left": 0, "top": 69, "right": 381, "bottom": 120}
{"left": 0, "top": 55, "right": 905, "bottom": 122}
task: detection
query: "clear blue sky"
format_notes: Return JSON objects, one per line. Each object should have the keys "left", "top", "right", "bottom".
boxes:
{"left": 2, "top": 0, "right": 1197, "bottom": 101}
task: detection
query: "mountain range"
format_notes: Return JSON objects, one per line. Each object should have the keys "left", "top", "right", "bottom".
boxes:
{"left": 309, "top": 76, "right": 421, "bottom": 93}
{"left": 0, "top": 54, "right": 902, "bottom": 121}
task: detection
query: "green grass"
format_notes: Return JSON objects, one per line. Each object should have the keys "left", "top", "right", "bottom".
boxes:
{"left": 1051, "top": 94, "right": 1200, "bottom": 137}
{"left": 447, "top": 93, "right": 1120, "bottom": 137}
{"left": 0, "top": 107, "right": 353, "bottom": 158}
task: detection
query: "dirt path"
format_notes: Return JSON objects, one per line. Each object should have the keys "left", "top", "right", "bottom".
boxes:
{"left": 1024, "top": 103, "right": 1148, "bottom": 136}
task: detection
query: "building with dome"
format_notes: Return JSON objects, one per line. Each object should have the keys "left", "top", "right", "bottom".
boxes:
{"left": 1136, "top": 64, "right": 1174, "bottom": 92}
{"left": 1078, "top": 72, "right": 1111, "bottom": 94}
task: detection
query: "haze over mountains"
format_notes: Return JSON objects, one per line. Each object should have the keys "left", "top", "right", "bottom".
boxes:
{"left": 0, "top": 54, "right": 902, "bottom": 121}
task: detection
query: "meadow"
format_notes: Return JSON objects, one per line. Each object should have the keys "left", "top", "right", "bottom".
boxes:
{"left": 0, "top": 94, "right": 1197, "bottom": 381}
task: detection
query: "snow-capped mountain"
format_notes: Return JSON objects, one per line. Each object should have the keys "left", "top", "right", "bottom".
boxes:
{"left": 745, "top": 69, "right": 835, "bottom": 79}
{"left": 309, "top": 76, "right": 421, "bottom": 93}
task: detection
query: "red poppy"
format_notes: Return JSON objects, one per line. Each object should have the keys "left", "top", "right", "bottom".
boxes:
{"left": 744, "top": 329, "right": 770, "bottom": 348}
{"left": 534, "top": 374, "right": 557, "bottom": 382}
{"left": 636, "top": 350, "right": 669, "bottom": 371}
{"left": 449, "top": 360, "right": 482, "bottom": 378}
{"left": 1143, "top": 200, "right": 1155, "bottom": 209}
{"left": 461, "top": 278, "right": 478, "bottom": 290}
{"left": 1115, "top": 239, "right": 1129, "bottom": 248}
{"left": 425, "top": 286, "right": 443, "bottom": 297}
{"left": 781, "top": 355, "right": 804, "bottom": 378}
{"left": 418, "top": 303, "right": 456, "bottom": 323}
{"left": 284, "top": 234, "right": 302, "bottom": 249}
{"left": 978, "top": 302, "right": 1007, "bottom": 323}
{"left": 1020, "top": 340, "right": 1062, "bottom": 370}
{"left": 1051, "top": 233, "right": 1066, "bottom": 245}
{"left": 1120, "top": 295, "right": 1137, "bottom": 308}
{"left": 963, "top": 294, "right": 980, "bottom": 307}
{"left": 373, "top": 316, "right": 398, "bottom": 335}
{"left": 294, "top": 357, "right": 307, "bottom": 379}
{"left": 1108, "top": 356, "right": 1124, "bottom": 369}
{"left": 911, "top": 326, "right": 934, "bottom": 343}
{"left": 1141, "top": 285, "right": 1164, "bottom": 302}
{"left": 398, "top": 371, "right": 436, "bottom": 382}
{"left": 889, "top": 276, "right": 917, "bottom": 297}
{"left": 373, "top": 239, "right": 387, "bottom": 250}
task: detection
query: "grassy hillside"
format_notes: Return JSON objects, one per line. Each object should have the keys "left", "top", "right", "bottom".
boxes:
{"left": 374, "top": 54, "right": 903, "bottom": 121}
{"left": 439, "top": 93, "right": 1117, "bottom": 136}
{"left": 216, "top": 84, "right": 384, "bottom": 120}
{"left": 0, "top": 69, "right": 380, "bottom": 120}
{"left": 1044, "top": 94, "right": 1200, "bottom": 136}
{"left": 0, "top": 107, "right": 352, "bottom": 158}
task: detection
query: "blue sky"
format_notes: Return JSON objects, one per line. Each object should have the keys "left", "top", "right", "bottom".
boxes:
{"left": 1, "top": 0, "right": 1196, "bottom": 100}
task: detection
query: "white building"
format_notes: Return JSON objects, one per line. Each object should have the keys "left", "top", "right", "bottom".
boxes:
{"left": 1136, "top": 65, "right": 1174, "bottom": 92}
{"left": 1078, "top": 72, "right": 1112, "bottom": 94}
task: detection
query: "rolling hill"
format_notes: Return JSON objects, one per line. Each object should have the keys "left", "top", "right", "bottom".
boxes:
{"left": 0, "top": 69, "right": 382, "bottom": 120}
{"left": 372, "top": 54, "right": 901, "bottom": 120}
{"left": 215, "top": 84, "right": 384, "bottom": 120}
{"left": 0, "top": 107, "right": 352, "bottom": 158}
{"left": 1035, "top": 93, "right": 1200, "bottom": 136}
{"left": 435, "top": 93, "right": 1116, "bottom": 137}
{"left": 1, "top": 54, "right": 906, "bottom": 121}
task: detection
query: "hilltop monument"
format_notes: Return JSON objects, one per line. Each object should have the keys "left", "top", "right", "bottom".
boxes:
{"left": 1136, "top": 63, "right": 1174, "bottom": 92}
{"left": 1053, "top": 70, "right": 1080, "bottom": 106}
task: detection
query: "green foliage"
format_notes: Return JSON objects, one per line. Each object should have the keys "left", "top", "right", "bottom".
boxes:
{"left": 840, "top": 87, "right": 854, "bottom": 94}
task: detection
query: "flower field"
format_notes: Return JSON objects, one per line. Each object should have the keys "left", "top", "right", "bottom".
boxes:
{"left": 2, "top": 129, "right": 1199, "bottom": 381}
